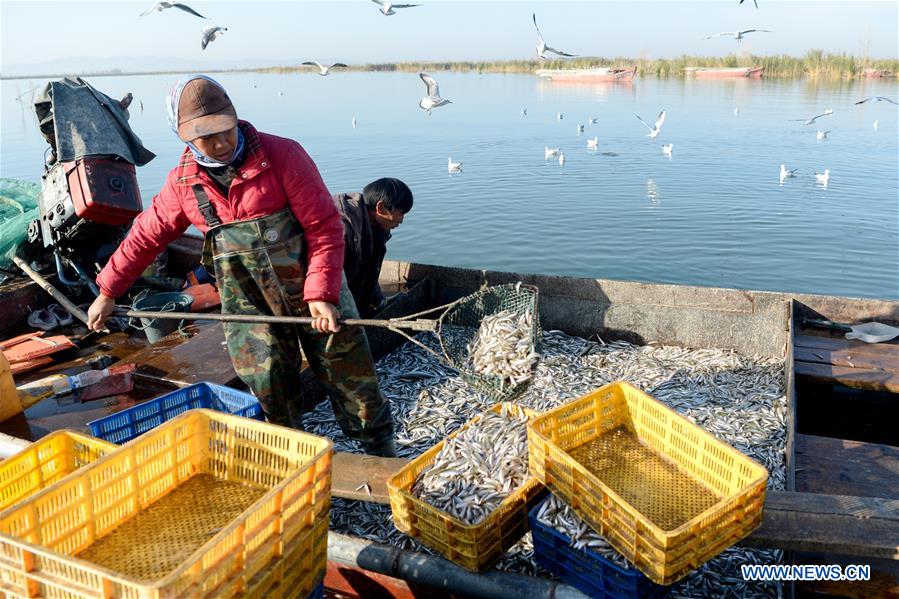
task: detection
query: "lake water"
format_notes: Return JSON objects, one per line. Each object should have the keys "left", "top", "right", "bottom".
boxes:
{"left": 2, "top": 72, "right": 897, "bottom": 299}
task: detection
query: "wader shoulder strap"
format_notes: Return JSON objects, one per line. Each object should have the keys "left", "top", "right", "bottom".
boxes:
{"left": 191, "top": 184, "right": 222, "bottom": 228}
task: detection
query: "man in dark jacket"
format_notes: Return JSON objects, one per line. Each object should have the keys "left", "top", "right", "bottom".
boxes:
{"left": 332, "top": 178, "right": 413, "bottom": 317}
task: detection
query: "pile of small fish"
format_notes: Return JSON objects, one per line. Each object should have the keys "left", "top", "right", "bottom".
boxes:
{"left": 465, "top": 310, "right": 539, "bottom": 388}
{"left": 535, "top": 494, "right": 630, "bottom": 569}
{"left": 411, "top": 404, "right": 530, "bottom": 525}
{"left": 307, "top": 329, "right": 787, "bottom": 597}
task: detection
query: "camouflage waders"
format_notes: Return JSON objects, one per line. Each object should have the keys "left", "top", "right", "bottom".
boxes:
{"left": 196, "top": 186, "right": 394, "bottom": 447}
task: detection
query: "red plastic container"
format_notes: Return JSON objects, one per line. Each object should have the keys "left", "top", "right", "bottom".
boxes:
{"left": 64, "top": 157, "right": 142, "bottom": 226}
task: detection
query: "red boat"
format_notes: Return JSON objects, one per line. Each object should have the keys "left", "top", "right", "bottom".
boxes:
{"left": 685, "top": 66, "right": 764, "bottom": 79}
{"left": 535, "top": 66, "right": 637, "bottom": 82}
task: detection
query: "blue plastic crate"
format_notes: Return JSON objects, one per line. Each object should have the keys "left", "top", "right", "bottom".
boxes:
{"left": 87, "top": 382, "right": 263, "bottom": 444}
{"left": 529, "top": 496, "right": 668, "bottom": 599}
{"left": 307, "top": 582, "right": 324, "bottom": 599}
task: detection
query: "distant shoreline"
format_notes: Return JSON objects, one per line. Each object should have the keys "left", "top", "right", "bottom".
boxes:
{"left": 3, "top": 51, "right": 897, "bottom": 81}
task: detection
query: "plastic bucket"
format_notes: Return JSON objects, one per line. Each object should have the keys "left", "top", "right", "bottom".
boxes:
{"left": 131, "top": 291, "right": 193, "bottom": 344}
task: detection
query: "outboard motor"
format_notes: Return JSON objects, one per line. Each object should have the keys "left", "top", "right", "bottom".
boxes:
{"left": 21, "top": 77, "right": 155, "bottom": 295}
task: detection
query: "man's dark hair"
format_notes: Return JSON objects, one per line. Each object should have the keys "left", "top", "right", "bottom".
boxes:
{"left": 362, "top": 178, "right": 413, "bottom": 213}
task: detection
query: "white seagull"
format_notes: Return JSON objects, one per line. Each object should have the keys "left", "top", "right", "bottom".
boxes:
{"left": 140, "top": 1, "right": 205, "bottom": 18}
{"left": 734, "top": 107, "right": 740, "bottom": 116}
{"left": 792, "top": 109, "right": 833, "bottom": 125}
{"left": 544, "top": 146, "right": 560, "bottom": 159}
{"left": 533, "top": 13, "right": 577, "bottom": 60}
{"left": 815, "top": 169, "right": 830, "bottom": 185}
{"left": 586, "top": 137, "right": 598, "bottom": 150}
{"left": 448, "top": 157, "right": 462, "bottom": 174}
{"left": 557, "top": 112, "right": 563, "bottom": 120}
{"left": 779, "top": 164, "right": 798, "bottom": 180}
{"left": 873, "top": 120, "right": 879, "bottom": 131}
{"left": 558, "top": 152, "right": 566, "bottom": 167}
{"left": 418, "top": 73, "right": 451, "bottom": 115}
{"left": 662, "top": 143, "right": 674, "bottom": 156}
{"left": 576, "top": 124, "right": 584, "bottom": 134}
{"left": 301, "top": 61, "right": 348, "bottom": 76}
{"left": 352, "top": 116, "right": 357, "bottom": 128}
{"left": 816, "top": 130, "right": 830, "bottom": 141}
{"left": 636, "top": 110, "right": 667, "bottom": 139}
{"left": 371, "top": 0, "right": 420, "bottom": 16}
{"left": 588, "top": 117, "right": 598, "bottom": 125}
{"left": 739, "top": 0, "right": 759, "bottom": 8}
{"left": 855, "top": 96, "right": 898, "bottom": 105}
{"left": 521, "top": 108, "right": 527, "bottom": 116}
{"left": 706, "top": 29, "right": 772, "bottom": 42}
{"left": 201, "top": 26, "right": 227, "bottom": 50}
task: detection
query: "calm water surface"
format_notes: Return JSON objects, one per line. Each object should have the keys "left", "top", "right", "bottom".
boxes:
{"left": 2, "top": 72, "right": 897, "bottom": 299}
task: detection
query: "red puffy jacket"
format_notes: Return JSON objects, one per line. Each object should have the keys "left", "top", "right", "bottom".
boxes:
{"left": 96, "top": 122, "right": 345, "bottom": 304}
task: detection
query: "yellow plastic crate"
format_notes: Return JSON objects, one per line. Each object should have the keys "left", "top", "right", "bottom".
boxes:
{"left": 527, "top": 381, "right": 768, "bottom": 585}
{"left": 387, "top": 403, "right": 544, "bottom": 572}
{"left": 0, "top": 409, "right": 332, "bottom": 598}
{"left": 0, "top": 430, "right": 114, "bottom": 512}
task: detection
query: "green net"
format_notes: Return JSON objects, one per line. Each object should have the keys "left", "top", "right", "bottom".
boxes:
{"left": 0, "top": 179, "right": 40, "bottom": 268}
{"left": 437, "top": 283, "right": 542, "bottom": 401}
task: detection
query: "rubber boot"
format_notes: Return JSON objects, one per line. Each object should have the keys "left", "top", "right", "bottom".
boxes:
{"left": 362, "top": 437, "right": 397, "bottom": 458}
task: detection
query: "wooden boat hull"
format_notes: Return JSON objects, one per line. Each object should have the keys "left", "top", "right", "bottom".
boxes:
{"left": 535, "top": 66, "right": 637, "bottom": 82}
{"left": 686, "top": 66, "right": 764, "bottom": 79}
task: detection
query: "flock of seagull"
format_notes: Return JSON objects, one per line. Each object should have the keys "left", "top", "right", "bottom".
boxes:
{"left": 137, "top": 1, "right": 896, "bottom": 182}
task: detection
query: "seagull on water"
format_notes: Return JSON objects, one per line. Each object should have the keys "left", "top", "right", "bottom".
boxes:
{"left": 545, "top": 147, "right": 560, "bottom": 159}
{"left": 636, "top": 110, "right": 666, "bottom": 139}
{"left": 779, "top": 164, "right": 798, "bottom": 180}
{"left": 301, "top": 61, "right": 348, "bottom": 76}
{"left": 662, "top": 143, "right": 674, "bottom": 156}
{"left": 816, "top": 130, "right": 830, "bottom": 141}
{"left": 815, "top": 169, "right": 830, "bottom": 185}
{"left": 706, "top": 29, "right": 772, "bottom": 42}
{"left": 418, "top": 73, "right": 451, "bottom": 115}
{"left": 533, "top": 13, "right": 577, "bottom": 60}
{"left": 586, "top": 137, "right": 598, "bottom": 150}
{"left": 201, "top": 26, "right": 227, "bottom": 50}
{"left": 576, "top": 124, "right": 584, "bottom": 135}
{"left": 873, "top": 120, "right": 879, "bottom": 131}
{"left": 855, "top": 96, "right": 898, "bottom": 105}
{"left": 792, "top": 109, "right": 833, "bottom": 125}
{"left": 448, "top": 157, "right": 462, "bottom": 174}
{"left": 140, "top": 1, "right": 205, "bottom": 18}
{"left": 371, "top": 0, "right": 420, "bottom": 16}
{"left": 558, "top": 152, "right": 566, "bottom": 167}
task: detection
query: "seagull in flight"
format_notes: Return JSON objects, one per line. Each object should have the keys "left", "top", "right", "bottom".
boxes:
{"left": 855, "top": 96, "right": 898, "bottom": 105}
{"left": 779, "top": 164, "right": 798, "bottom": 180}
{"left": 418, "top": 73, "right": 451, "bottom": 115}
{"left": 815, "top": 169, "right": 830, "bottom": 185}
{"left": 792, "top": 109, "right": 833, "bottom": 125}
{"left": 873, "top": 120, "right": 879, "bottom": 131}
{"left": 816, "top": 130, "right": 830, "bottom": 141}
{"left": 576, "top": 124, "right": 584, "bottom": 135}
{"left": 544, "top": 147, "right": 560, "bottom": 159}
{"left": 301, "top": 61, "right": 349, "bottom": 76}
{"left": 533, "top": 14, "right": 577, "bottom": 60}
{"left": 521, "top": 108, "right": 528, "bottom": 116}
{"left": 739, "top": 0, "right": 759, "bottom": 8}
{"left": 201, "top": 26, "right": 227, "bottom": 50}
{"left": 706, "top": 29, "right": 772, "bottom": 42}
{"left": 662, "top": 143, "right": 674, "bottom": 156}
{"left": 448, "top": 157, "right": 462, "bottom": 174}
{"left": 558, "top": 152, "right": 566, "bottom": 167}
{"left": 588, "top": 117, "right": 598, "bottom": 125}
{"left": 636, "top": 110, "right": 667, "bottom": 139}
{"left": 371, "top": 0, "right": 420, "bottom": 16}
{"left": 140, "top": 1, "right": 205, "bottom": 18}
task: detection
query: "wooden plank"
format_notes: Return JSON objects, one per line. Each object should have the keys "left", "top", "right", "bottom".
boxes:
{"left": 796, "top": 347, "right": 899, "bottom": 374}
{"left": 745, "top": 491, "right": 899, "bottom": 560}
{"left": 795, "top": 554, "right": 899, "bottom": 599}
{"left": 132, "top": 322, "right": 239, "bottom": 388}
{"left": 795, "top": 434, "right": 899, "bottom": 499}
{"left": 795, "top": 361, "right": 899, "bottom": 393}
{"left": 332, "top": 452, "right": 409, "bottom": 504}
{"left": 795, "top": 334, "right": 899, "bottom": 360}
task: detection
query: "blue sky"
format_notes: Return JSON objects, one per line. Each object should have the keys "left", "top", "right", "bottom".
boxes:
{"left": 1, "top": 0, "right": 896, "bottom": 71}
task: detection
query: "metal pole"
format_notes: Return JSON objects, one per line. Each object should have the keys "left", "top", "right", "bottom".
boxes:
{"left": 327, "top": 532, "right": 589, "bottom": 599}
{"left": 12, "top": 255, "right": 90, "bottom": 326}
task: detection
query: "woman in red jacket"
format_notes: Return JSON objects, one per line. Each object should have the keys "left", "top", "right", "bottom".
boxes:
{"left": 87, "top": 75, "right": 396, "bottom": 456}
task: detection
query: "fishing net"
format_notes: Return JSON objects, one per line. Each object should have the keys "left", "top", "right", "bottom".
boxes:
{"left": 434, "top": 283, "right": 542, "bottom": 401}
{"left": 0, "top": 179, "right": 40, "bottom": 269}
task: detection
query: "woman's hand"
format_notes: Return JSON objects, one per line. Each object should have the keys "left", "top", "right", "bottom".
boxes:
{"left": 308, "top": 301, "right": 341, "bottom": 333}
{"left": 87, "top": 294, "right": 116, "bottom": 330}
